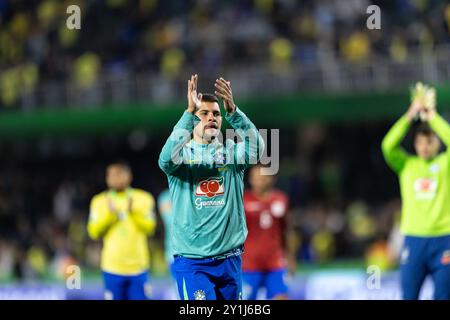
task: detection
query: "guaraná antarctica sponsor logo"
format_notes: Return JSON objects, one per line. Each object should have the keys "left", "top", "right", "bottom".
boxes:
{"left": 196, "top": 176, "right": 224, "bottom": 198}
{"left": 194, "top": 176, "right": 226, "bottom": 209}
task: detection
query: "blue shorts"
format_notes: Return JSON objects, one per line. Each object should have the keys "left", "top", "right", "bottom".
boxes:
{"left": 173, "top": 254, "right": 243, "bottom": 300}
{"left": 102, "top": 271, "right": 150, "bottom": 300}
{"left": 243, "top": 269, "right": 288, "bottom": 300}
{"left": 400, "top": 235, "right": 450, "bottom": 300}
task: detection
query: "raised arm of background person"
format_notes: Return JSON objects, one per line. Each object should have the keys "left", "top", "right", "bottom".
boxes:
{"left": 129, "top": 191, "right": 157, "bottom": 235}
{"left": 381, "top": 103, "right": 421, "bottom": 172}
{"left": 87, "top": 194, "right": 118, "bottom": 240}
{"left": 428, "top": 112, "right": 450, "bottom": 148}
{"left": 159, "top": 75, "right": 202, "bottom": 175}
{"left": 215, "top": 77, "right": 265, "bottom": 168}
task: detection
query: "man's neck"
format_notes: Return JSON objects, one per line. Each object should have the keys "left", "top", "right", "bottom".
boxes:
{"left": 109, "top": 187, "right": 130, "bottom": 193}
{"left": 253, "top": 189, "right": 272, "bottom": 200}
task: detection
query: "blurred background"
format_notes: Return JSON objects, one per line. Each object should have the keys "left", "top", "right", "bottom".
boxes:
{"left": 1, "top": 0, "right": 450, "bottom": 299}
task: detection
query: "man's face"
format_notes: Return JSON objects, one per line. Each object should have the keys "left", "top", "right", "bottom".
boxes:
{"left": 106, "top": 165, "right": 132, "bottom": 191}
{"left": 194, "top": 101, "right": 222, "bottom": 143}
{"left": 249, "top": 166, "right": 275, "bottom": 194}
{"left": 414, "top": 133, "right": 440, "bottom": 160}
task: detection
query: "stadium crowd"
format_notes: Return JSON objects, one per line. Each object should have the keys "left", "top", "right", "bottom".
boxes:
{"left": 1, "top": 0, "right": 450, "bottom": 108}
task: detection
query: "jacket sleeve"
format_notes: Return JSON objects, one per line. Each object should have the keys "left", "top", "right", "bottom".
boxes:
{"left": 381, "top": 115, "right": 411, "bottom": 173}
{"left": 225, "top": 107, "right": 265, "bottom": 169}
{"left": 159, "top": 111, "right": 196, "bottom": 175}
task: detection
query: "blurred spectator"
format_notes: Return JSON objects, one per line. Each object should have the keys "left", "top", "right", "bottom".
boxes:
{"left": 0, "top": 240, "right": 14, "bottom": 280}
{"left": 72, "top": 52, "right": 101, "bottom": 89}
{"left": 269, "top": 37, "right": 294, "bottom": 73}
{"left": 160, "top": 47, "right": 185, "bottom": 78}
{"left": 0, "top": 0, "right": 449, "bottom": 108}
{"left": 26, "top": 243, "right": 48, "bottom": 280}
{"left": 0, "top": 63, "right": 39, "bottom": 107}
{"left": 311, "top": 229, "right": 335, "bottom": 262}
{"left": 340, "top": 31, "right": 371, "bottom": 62}
{"left": 389, "top": 32, "right": 408, "bottom": 63}
{"left": 365, "top": 238, "right": 393, "bottom": 271}
{"left": 53, "top": 180, "right": 76, "bottom": 226}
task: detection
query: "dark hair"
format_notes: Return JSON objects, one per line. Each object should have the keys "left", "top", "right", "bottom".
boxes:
{"left": 201, "top": 93, "right": 219, "bottom": 104}
{"left": 414, "top": 122, "right": 436, "bottom": 139}
{"left": 108, "top": 160, "right": 131, "bottom": 172}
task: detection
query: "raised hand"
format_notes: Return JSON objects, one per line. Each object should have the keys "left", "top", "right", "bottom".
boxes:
{"left": 107, "top": 197, "right": 116, "bottom": 214}
{"left": 128, "top": 196, "right": 133, "bottom": 214}
{"left": 107, "top": 196, "right": 125, "bottom": 221}
{"left": 406, "top": 101, "right": 424, "bottom": 121}
{"left": 187, "top": 74, "right": 202, "bottom": 114}
{"left": 214, "top": 77, "right": 236, "bottom": 114}
{"left": 420, "top": 105, "right": 436, "bottom": 121}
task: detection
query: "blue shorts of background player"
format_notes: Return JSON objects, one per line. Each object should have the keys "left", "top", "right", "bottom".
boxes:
{"left": 102, "top": 270, "right": 150, "bottom": 300}
{"left": 173, "top": 247, "right": 243, "bottom": 300}
{"left": 243, "top": 269, "right": 288, "bottom": 300}
{"left": 400, "top": 235, "right": 450, "bottom": 300}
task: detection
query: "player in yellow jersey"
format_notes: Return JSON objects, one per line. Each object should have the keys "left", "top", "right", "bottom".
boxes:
{"left": 87, "top": 161, "right": 156, "bottom": 300}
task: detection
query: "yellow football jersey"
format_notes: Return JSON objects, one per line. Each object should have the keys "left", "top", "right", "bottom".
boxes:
{"left": 87, "top": 188, "right": 156, "bottom": 275}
